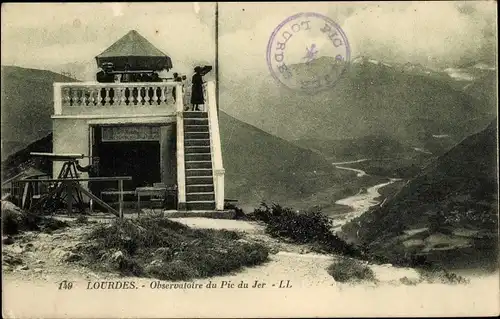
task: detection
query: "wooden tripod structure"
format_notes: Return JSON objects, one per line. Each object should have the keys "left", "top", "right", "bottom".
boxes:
{"left": 26, "top": 153, "right": 87, "bottom": 214}
{"left": 25, "top": 153, "right": 132, "bottom": 217}
{"left": 52, "top": 159, "right": 86, "bottom": 212}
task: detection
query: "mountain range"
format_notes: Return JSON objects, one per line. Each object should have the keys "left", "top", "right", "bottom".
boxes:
{"left": 221, "top": 56, "right": 496, "bottom": 148}
{"left": 351, "top": 56, "right": 496, "bottom": 83}
{"left": 219, "top": 55, "right": 496, "bottom": 179}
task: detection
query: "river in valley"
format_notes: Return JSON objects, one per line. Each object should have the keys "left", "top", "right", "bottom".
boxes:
{"left": 330, "top": 160, "right": 401, "bottom": 231}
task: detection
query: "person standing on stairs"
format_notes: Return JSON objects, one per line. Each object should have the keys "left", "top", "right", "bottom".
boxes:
{"left": 190, "top": 66, "right": 205, "bottom": 111}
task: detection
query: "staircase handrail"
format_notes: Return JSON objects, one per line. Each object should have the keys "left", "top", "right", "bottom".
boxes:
{"left": 175, "top": 84, "right": 187, "bottom": 208}
{"left": 205, "top": 81, "right": 225, "bottom": 210}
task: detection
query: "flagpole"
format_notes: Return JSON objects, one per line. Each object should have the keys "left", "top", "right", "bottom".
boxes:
{"left": 215, "top": 1, "right": 219, "bottom": 114}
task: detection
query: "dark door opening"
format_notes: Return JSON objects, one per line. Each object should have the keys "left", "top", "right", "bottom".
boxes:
{"left": 91, "top": 126, "right": 161, "bottom": 194}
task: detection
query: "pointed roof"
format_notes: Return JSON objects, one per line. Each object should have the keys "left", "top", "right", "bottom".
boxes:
{"left": 97, "top": 30, "right": 168, "bottom": 58}
{"left": 95, "top": 30, "right": 173, "bottom": 70}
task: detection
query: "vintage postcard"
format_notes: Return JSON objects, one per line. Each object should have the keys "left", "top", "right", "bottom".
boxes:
{"left": 1, "top": 1, "right": 499, "bottom": 318}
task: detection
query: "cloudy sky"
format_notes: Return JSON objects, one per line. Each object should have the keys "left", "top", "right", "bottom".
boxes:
{"left": 1, "top": 1, "right": 497, "bottom": 81}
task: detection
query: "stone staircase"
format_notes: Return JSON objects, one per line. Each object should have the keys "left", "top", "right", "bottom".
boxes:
{"left": 183, "top": 111, "right": 215, "bottom": 210}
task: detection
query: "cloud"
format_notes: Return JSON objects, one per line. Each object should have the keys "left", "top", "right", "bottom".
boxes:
{"left": 218, "top": 1, "right": 496, "bottom": 84}
{"left": 218, "top": 5, "right": 336, "bottom": 83}
{"left": 340, "top": 1, "right": 497, "bottom": 67}
{"left": 1, "top": 1, "right": 496, "bottom": 82}
{"left": 1, "top": 3, "right": 215, "bottom": 74}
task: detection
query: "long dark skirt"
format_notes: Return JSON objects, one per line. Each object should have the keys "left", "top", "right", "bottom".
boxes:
{"left": 190, "top": 84, "right": 204, "bottom": 105}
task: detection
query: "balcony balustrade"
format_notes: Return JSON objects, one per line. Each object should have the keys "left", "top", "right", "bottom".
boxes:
{"left": 54, "top": 82, "right": 186, "bottom": 116}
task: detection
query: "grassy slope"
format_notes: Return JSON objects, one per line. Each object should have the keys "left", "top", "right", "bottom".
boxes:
{"left": 75, "top": 217, "right": 269, "bottom": 280}
{"left": 219, "top": 111, "right": 353, "bottom": 206}
{"left": 464, "top": 72, "right": 497, "bottom": 111}
{"left": 294, "top": 134, "right": 411, "bottom": 161}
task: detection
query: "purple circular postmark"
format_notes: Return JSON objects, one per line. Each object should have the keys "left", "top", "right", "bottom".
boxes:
{"left": 266, "top": 12, "right": 351, "bottom": 93}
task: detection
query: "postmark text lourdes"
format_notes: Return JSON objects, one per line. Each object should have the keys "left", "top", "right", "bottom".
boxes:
{"left": 266, "top": 12, "right": 351, "bottom": 93}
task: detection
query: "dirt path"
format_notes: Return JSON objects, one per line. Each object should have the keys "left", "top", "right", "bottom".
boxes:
{"left": 3, "top": 217, "right": 417, "bottom": 285}
{"left": 2, "top": 218, "right": 331, "bottom": 283}
{"left": 2, "top": 217, "right": 499, "bottom": 317}
{"left": 2, "top": 224, "right": 121, "bottom": 282}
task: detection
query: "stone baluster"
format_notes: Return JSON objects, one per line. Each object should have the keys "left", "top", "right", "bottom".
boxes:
{"left": 140, "top": 86, "right": 146, "bottom": 106}
{"left": 152, "top": 86, "right": 157, "bottom": 105}
{"left": 62, "top": 87, "right": 71, "bottom": 106}
{"left": 83, "top": 87, "right": 89, "bottom": 106}
{"left": 150, "top": 86, "right": 155, "bottom": 105}
{"left": 96, "top": 88, "right": 102, "bottom": 106}
{"left": 88, "top": 88, "right": 95, "bottom": 106}
{"left": 112, "top": 87, "right": 119, "bottom": 106}
{"left": 146, "top": 86, "right": 152, "bottom": 105}
{"left": 160, "top": 86, "right": 167, "bottom": 105}
{"left": 152, "top": 86, "right": 158, "bottom": 105}
{"left": 104, "top": 87, "right": 111, "bottom": 106}
{"left": 72, "top": 88, "right": 79, "bottom": 107}
{"left": 116, "top": 88, "right": 122, "bottom": 106}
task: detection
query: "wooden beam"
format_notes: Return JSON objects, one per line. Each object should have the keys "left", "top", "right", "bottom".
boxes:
{"left": 77, "top": 184, "right": 120, "bottom": 217}
{"left": 21, "top": 183, "right": 29, "bottom": 209}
